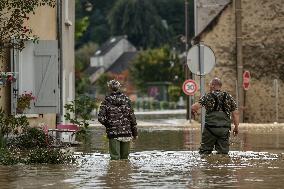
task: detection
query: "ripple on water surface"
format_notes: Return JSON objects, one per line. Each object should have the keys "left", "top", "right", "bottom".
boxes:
{"left": 61, "top": 151, "right": 284, "bottom": 189}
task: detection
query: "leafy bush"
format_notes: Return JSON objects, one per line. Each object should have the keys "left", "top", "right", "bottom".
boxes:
{"left": 161, "top": 101, "right": 169, "bottom": 109}
{"left": 0, "top": 109, "right": 77, "bottom": 165}
{"left": 8, "top": 127, "right": 52, "bottom": 149}
{"left": 26, "top": 148, "right": 76, "bottom": 164}
{"left": 152, "top": 100, "right": 161, "bottom": 110}
{"left": 0, "top": 108, "right": 29, "bottom": 148}
{"left": 64, "top": 95, "right": 98, "bottom": 140}
{"left": 169, "top": 102, "right": 177, "bottom": 109}
{"left": 168, "top": 85, "right": 183, "bottom": 102}
{"left": 0, "top": 148, "right": 21, "bottom": 165}
{"left": 142, "top": 101, "right": 150, "bottom": 110}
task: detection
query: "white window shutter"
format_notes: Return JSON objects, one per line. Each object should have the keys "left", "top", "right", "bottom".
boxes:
{"left": 11, "top": 40, "right": 59, "bottom": 114}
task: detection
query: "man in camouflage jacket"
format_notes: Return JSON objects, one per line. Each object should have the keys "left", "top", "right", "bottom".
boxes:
{"left": 191, "top": 78, "right": 239, "bottom": 154}
{"left": 98, "top": 80, "right": 138, "bottom": 160}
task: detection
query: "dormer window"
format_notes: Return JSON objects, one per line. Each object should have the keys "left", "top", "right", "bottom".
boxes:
{"left": 110, "top": 37, "right": 116, "bottom": 43}
{"left": 95, "top": 50, "right": 101, "bottom": 55}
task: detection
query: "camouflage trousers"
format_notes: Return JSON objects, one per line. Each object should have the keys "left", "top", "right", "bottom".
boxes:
{"left": 199, "top": 126, "right": 231, "bottom": 154}
{"left": 109, "top": 138, "right": 130, "bottom": 160}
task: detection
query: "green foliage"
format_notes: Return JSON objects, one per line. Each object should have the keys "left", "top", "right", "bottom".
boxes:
{"left": 75, "top": 0, "right": 194, "bottom": 51}
{"left": 0, "top": 109, "right": 76, "bottom": 165}
{"left": 76, "top": 74, "right": 92, "bottom": 95}
{"left": 25, "top": 148, "right": 76, "bottom": 164}
{"left": 75, "top": 42, "right": 97, "bottom": 95}
{"left": 129, "top": 46, "right": 184, "bottom": 93}
{"left": 108, "top": 0, "right": 171, "bottom": 49}
{"left": 75, "top": 42, "right": 98, "bottom": 71}
{"left": 96, "top": 73, "right": 113, "bottom": 95}
{"left": 75, "top": 16, "right": 90, "bottom": 41}
{"left": 0, "top": 146, "right": 76, "bottom": 165}
{"left": 5, "top": 126, "right": 76, "bottom": 165}
{"left": 152, "top": 0, "right": 195, "bottom": 50}
{"left": 64, "top": 95, "right": 98, "bottom": 139}
{"left": 0, "top": 108, "right": 29, "bottom": 139}
{"left": 9, "top": 127, "right": 49, "bottom": 149}
{"left": 161, "top": 101, "right": 169, "bottom": 109}
{"left": 0, "top": 0, "right": 56, "bottom": 55}
{"left": 0, "top": 148, "right": 21, "bottom": 165}
{"left": 75, "top": 0, "right": 115, "bottom": 48}
{"left": 168, "top": 85, "right": 184, "bottom": 102}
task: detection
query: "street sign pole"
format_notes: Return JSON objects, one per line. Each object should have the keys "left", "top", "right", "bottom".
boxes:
{"left": 187, "top": 43, "right": 216, "bottom": 134}
{"left": 198, "top": 44, "right": 206, "bottom": 133}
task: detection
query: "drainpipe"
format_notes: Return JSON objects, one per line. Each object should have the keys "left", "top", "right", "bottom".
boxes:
{"left": 57, "top": 0, "right": 63, "bottom": 124}
{"left": 235, "top": 0, "right": 244, "bottom": 122}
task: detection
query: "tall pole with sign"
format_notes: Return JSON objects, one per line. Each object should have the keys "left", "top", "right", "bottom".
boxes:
{"left": 187, "top": 43, "right": 216, "bottom": 133}
{"left": 184, "top": 0, "right": 192, "bottom": 122}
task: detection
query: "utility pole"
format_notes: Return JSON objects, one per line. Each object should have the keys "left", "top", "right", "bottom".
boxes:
{"left": 185, "top": 0, "right": 192, "bottom": 121}
{"left": 235, "top": 0, "right": 244, "bottom": 122}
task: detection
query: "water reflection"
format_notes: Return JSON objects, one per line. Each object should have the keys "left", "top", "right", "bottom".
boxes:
{"left": 0, "top": 123, "right": 283, "bottom": 188}
{"left": 102, "top": 160, "right": 134, "bottom": 189}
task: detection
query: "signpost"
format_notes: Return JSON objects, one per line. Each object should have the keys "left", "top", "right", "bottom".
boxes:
{"left": 186, "top": 43, "right": 216, "bottom": 132}
{"left": 183, "top": 79, "right": 198, "bottom": 96}
{"left": 243, "top": 70, "right": 250, "bottom": 90}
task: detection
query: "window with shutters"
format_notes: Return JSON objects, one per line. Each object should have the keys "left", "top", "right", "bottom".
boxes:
{"left": 11, "top": 40, "right": 59, "bottom": 114}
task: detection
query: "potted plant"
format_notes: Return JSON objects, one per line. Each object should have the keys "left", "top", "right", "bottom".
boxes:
{"left": 16, "top": 91, "right": 36, "bottom": 114}
{"left": 0, "top": 72, "right": 16, "bottom": 85}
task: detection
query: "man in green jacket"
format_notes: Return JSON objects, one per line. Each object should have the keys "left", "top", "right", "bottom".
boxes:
{"left": 191, "top": 78, "right": 239, "bottom": 154}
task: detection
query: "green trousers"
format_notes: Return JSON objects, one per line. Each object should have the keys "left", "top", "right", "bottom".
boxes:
{"left": 109, "top": 138, "right": 130, "bottom": 160}
{"left": 199, "top": 127, "right": 230, "bottom": 155}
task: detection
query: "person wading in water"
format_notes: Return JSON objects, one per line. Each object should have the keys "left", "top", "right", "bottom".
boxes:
{"left": 191, "top": 77, "right": 239, "bottom": 154}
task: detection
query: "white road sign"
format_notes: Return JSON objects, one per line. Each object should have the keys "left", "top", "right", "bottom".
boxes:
{"left": 186, "top": 44, "right": 216, "bottom": 75}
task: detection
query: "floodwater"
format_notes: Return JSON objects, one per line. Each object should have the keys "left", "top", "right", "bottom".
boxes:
{"left": 0, "top": 120, "right": 284, "bottom": 189}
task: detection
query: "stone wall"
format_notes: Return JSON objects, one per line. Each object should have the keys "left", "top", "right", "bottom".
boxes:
{"left": 196, "top": 0, "right": 284, "bottom": 123}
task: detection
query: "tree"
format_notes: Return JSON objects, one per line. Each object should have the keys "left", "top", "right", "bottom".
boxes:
{"left": 107, "top": 0, "right": 171, "bottom": 49}
{"left": 152, "top": 0, "right": 195, "bottom": 51}
{"left": 75, "top": 0, "right": 115, "bottom": 48}
{"left": 75, "top": 16, "right": 90, "bottom": 41}
{"left": 129, "top": 47, "right": 184, "bottom": 94}
{"left": 0, "top": 0, "right": 56, "bottom": 56}
{"left": 75, "top": 42, "right": 97, "bottom": 95}
{"left": 96, "top": 73, "right": 113, "bottom": 95}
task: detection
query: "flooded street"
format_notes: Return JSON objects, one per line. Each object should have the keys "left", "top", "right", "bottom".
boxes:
{"left": 0, "top": 120, "right": 284, "bottom": 188}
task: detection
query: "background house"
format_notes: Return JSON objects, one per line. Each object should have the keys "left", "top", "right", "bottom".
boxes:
{"left": 86, "top": 36, "right": 137, "bottom": 99}
{"left": 191, "top": 0, "right": 283, "bottom": 123}
{"left": 0, "top": 0, "right": 75, "bottom": 128}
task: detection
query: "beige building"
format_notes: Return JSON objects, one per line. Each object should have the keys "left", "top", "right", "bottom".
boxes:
{"left": 192, "top": 0, "right": 284, "bottom": 123}
{"left": 0, "top": 0, "right": 75, "bottom": 128}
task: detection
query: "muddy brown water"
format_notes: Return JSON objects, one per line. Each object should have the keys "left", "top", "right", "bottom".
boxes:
{"left": 0, "top": 121, "right": 284, "bottom": 189}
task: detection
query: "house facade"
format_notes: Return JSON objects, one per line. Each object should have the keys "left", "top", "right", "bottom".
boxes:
{"left": 87, "top": 36, "right": 137, "bottom": 99}
{"left": 89, "top": 36, "right": 136, "bottom": 83}
{"left": 192, "top": 0, "right": 284, "bottom": 123}
{"left": 0, "top": 0, "right": 75, "bottom": 128}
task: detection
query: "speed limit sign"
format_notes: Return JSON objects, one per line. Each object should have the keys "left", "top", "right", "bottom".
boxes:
{"left": 182, "top": 79, "right": 198, "bottom": 96}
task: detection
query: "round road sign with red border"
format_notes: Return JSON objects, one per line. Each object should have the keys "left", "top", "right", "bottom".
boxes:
{"left": 182, "top": 79, "right": 198, "bottom": 96}
{"left": 243, "top": 70, "right": 250, "bottom": 90}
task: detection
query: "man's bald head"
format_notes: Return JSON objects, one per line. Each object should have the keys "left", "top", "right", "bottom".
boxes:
{"left": 209, "top": 77, "right": 222, "bottom": 91}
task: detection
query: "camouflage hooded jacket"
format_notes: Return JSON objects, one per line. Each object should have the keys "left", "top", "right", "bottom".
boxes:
{"left": 98, "top": 91, "right": 138, "bottom": 139}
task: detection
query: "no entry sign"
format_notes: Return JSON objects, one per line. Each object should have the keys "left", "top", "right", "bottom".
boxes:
{"left": 243, "top": 70, "right": 250, "bottom": 90}
{"left": 182, "top": 79, "right": 198, "bottom": 96}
